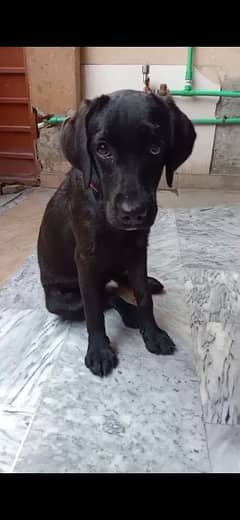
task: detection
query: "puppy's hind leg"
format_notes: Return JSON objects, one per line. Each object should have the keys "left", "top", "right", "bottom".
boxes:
{"left": 44, "top": 286, "right": 85, "bottom": 321}
{"left": 44, "top": 285, "right": 142, "bottom": 330}
{"left": 44, "top": 285, "right": 116, "bottom": 322}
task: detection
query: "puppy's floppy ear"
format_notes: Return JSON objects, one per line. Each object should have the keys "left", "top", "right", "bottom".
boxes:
{"left": 164, "top": 96, "right": 197, "bottom": 188}
{"left": 60, "top": 95, "right": 109, "bottom": 188}
{"left": 60, "top": 100, "right": 92, "bottom": 188}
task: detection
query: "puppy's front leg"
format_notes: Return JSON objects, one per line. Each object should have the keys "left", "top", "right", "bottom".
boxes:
{"left": 75, "top": 248, "right": 118, "bottom": 377}
{"left": 128, "top": 247, "right": 176, "bottom": 356}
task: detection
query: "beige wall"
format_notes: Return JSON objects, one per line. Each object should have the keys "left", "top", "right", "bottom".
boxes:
{"left": 26, "top": 47, "right": 81, "bottom": 113}
{"left": 25, "top": 47, "right": 240, "bottom": 184}
{"left": 26, "top": 47, "right": 240, "bottom": 113}
{"left": 83, "top": 64, "right": 220, "bottom": 176}
{"left": 81, "top": 47, "right": 187, "bottom": 64}
{"left": 82, "top": 47, "right": 240, "bottom": 84}
{"left": 81, "top": 47, "right": 240, "bottom": 177}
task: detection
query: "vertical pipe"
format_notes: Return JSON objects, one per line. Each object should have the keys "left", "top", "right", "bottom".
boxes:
{"left": 185, "top": 47, "right": 194, "bottom": 91}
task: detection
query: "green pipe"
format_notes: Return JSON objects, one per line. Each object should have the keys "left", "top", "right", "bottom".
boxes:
{"left": 38, "top": 114, "right": 240, "bottom": 129}
{"left": 171, "top": 47, "right": 240, "bottom": 123}
{"left": 47, "top": 115, "right": 67, "bottom": 124}
{"left": 171, "top": 88, "right": 240, "bottom": 97}
{"left": 173, "top": 46, "right": 240, "bottom": 98}
{"left": 185, "top": 47, "right": 193, "bottom": 90}
{"left": 37, "top": 115, "right": 68, "bottom": 129}
{"left": 192, "top": 117, "right": 240, "bottom": 125}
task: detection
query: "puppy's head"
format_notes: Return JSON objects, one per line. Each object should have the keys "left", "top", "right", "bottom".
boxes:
{"left": 61, "top": 90, "right": 196, "bottom": 231}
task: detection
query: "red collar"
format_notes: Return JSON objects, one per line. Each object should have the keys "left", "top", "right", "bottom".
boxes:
{"left": 90, "top": 181, "right": 99, "bottom": 193}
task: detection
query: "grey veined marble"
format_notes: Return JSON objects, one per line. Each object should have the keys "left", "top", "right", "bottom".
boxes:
{"left": 0, "top": 410, "right": 32, "bottom": 473}
{"left": 148, "top": 209, "right": 184, "bottom": 286}
{"left": 175, "top": 204, "right": 240, "bottom": 271}
{"left": 185, "top": 269, "right": 240, "bottom": 326}
{"left": 15, "top": 333, "right": 210, "bottom": 473}
{"left": 0, "top": 254, "right": 45, "bottom": 311}
{"left": 0, "top": 308, "right": 70, "bottom": 413}
{"left": 192, "top": 321, "right": 240, "bottom": 425}
{"left": 206, "top": 424, "right": 240, "bottom": 473}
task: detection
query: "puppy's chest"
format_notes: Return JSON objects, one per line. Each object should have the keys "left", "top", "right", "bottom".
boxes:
{"left": 95, "top": 230, "right": 147, "bottom": 272}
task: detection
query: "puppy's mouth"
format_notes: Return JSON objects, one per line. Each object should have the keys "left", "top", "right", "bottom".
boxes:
{"left": 107, "top": 218, "right": 149, "bottom": 231}
{"left": 118, "top": 226, "right": 148, "bottom": 231}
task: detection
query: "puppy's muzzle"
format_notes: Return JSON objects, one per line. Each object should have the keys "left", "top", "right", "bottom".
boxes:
{"left": 115, "top": 196, "right": 148, "bottom": 230}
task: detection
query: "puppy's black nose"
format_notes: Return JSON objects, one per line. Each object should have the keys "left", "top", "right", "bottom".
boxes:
{"left": 118, "top": 199, "right": 147, "bottom": 225}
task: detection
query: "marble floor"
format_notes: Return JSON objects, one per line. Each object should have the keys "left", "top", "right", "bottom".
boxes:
{"left": 1, "top": 190, "right": 240, "bottom": 472}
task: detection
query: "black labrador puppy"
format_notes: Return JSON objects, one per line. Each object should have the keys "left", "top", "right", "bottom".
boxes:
{"left": 37, "top": 89, "right": 196, "bottom": 377}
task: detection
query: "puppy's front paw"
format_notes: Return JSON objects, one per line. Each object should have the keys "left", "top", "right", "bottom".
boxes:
{"left": 143, "top": 327, "right": 176, "bottom": 355}
{"left": 85, "top": 342, "right": 118, "bottom": 377}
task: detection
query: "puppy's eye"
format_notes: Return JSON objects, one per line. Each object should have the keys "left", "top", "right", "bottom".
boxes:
{"left": 149, "top": 145, "right": 161, "bottom": 155}
{"left": 97, "top": 142, "right": 112, "bottom": 158}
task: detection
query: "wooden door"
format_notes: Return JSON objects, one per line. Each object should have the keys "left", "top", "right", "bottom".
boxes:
{"left": 0, "top": 47, "right": 41, "bottom": 186}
